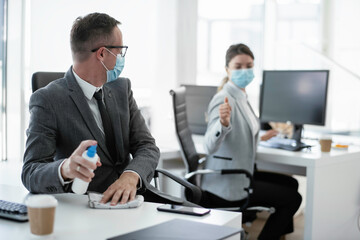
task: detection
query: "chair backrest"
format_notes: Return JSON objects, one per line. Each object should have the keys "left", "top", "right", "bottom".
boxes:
{"left": 31, "top": 71, "right": 65, "bottom": 92}
{"left": 170, "top": 87, "right": 200, "bottom": 185}
{"left": 181, "top": 84, "right": 217, "bottom": 135}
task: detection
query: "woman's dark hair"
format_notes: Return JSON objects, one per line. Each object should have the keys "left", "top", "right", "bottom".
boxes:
{"left": 70, "top": 12, "right": 121, "bottom": 62}
{"left": 218, "top": 43, "right": 254, "bottom": 91}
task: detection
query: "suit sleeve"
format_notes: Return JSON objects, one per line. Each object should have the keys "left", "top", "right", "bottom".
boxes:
{"left": 22, "top": 90, "right": 67, "bottom": 193}
{"left": 124, "top": 80, "right": 160, "bottom": 184}
{"left": 204, "top": 94, "right": 232, "bottom": 155}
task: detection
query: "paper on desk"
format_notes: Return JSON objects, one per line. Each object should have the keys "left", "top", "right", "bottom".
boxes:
{"left": 87, "top": 192, "right": 144, "bottom": 209}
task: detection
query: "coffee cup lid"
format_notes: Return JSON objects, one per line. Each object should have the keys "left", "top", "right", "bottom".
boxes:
{"left": 26, "top": 194, "right": 58, "bottom": 208}
{"left": 320, "top": 135, "right": 332, "bottom": 140}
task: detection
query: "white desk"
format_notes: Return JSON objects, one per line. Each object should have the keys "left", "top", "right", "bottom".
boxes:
{"left": 0, "top": 184, "right": 241, "bottom": 240}
{"left": 257, "top": 143, "right": 360, "bottom": 240}
{"left": 159, "top": 134, "right": 360, "bottom": 240}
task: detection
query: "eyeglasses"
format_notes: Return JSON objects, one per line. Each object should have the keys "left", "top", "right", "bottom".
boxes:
{"left": 91, "top": 46, "right": 128, "bottom": 57}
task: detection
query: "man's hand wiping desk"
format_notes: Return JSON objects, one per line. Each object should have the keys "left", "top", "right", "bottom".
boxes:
{"left": 88, "top": 192, "right": 144, "bottom": 209}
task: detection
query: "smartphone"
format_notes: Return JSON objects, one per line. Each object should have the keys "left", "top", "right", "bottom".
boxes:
{"left": 157, "top": 204, "right": 211, "bottom": 216}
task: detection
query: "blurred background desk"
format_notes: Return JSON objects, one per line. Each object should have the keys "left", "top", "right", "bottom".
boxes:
{"left": 256, "top": 143, "right": 360, "bottom": 240}
{"left": 0, "top": 184, "right": 241, "bottom": 240}
{"left": 159, "top": 134, "right": 360, "bottom": 240}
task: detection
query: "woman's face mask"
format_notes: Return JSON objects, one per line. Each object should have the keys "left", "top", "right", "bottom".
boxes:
{"left": 101, "top": 48, "right": 125, "bottom": 82}
{"left": 230, "top": 68, "right": 254, "bottom": 88}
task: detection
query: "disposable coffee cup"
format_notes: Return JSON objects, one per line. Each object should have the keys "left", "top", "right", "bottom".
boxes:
{"left": 26, "top": 195, "right": 58, "bottom": 236}
{"left": 319, "top": 136, "right": 332, "bottom": 152}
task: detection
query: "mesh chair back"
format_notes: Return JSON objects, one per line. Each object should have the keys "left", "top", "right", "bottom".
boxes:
{"left": 170, "top": 87, "right": 200, "bottom": 185}
{"left": 32, "top": 72, "right": 65, "bottom": 92}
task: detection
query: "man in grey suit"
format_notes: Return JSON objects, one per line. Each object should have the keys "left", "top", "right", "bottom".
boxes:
{"left": 22, "top": 13, "right": 162, "bottom": 205}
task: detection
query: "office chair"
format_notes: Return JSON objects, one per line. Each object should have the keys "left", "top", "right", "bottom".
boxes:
{"left": 179, "top": 84, "right": 218, "bottom": 135}
{"left": 31, "top": 71, "right": 65, "bottom": 92}
{"left": 30, "top": 71, "right": 202, "bottom": 206}
{"left": 169, "top": 86, "right": 275, "bottom": 220}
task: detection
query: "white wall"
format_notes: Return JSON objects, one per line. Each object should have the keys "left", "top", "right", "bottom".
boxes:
{"left": 150, "top": 0, "right": 198, "bottom": 146}
{"left": 28, "top": 0, "right": 159, "bottom": 88}
{"left": 327, "top": 0, "right": 360, "bottom": 131}
{"left": 7, "top": 0, "right": 25, "bottom": 161}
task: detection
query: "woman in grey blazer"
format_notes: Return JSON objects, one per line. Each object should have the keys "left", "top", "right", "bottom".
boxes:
{"left": 201, "top": 43, "right": 302, "bottom": 240}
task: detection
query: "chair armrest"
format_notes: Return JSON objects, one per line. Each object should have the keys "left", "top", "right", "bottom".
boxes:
{"left": 198, "top": 156, "right": 207, "bottom": 164}
{"left": 185, "top": 168, "right": 254, "bottom": 194}
{"left": 184, "top": 169, "right": 218, "bottom": 180}
{"left": 246, "top": 206, "right": 276, "bottom": 214}
{"left": 220, "top": 169, "right": 253, "bottom": 182}
{"left": 220, "top": 169, "right": 254, "bottom": 194}
{"left": 154, "top": 168, "right": 202, "bottom": 204}
{"left": 185, "top": 169, "right": 253, "bottom": 182}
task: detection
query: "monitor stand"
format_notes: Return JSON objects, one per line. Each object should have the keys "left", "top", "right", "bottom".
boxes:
{"left": 292, "top": 124, "right": 311, "bottom": 149}
{"left": 292, "top": 124, "right": 303, "bottom": 143}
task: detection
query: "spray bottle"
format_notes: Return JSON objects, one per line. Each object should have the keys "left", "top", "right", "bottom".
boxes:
{"left": 71, "top": 145, "right": 98, "bottom": 194}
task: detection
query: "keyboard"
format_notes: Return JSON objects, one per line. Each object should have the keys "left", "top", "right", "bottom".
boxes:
{"left": 0, "top": 200, "right": 28, "bottom": 222}
{"left": 259, "top": 137, "right": 310, "bottom": 151}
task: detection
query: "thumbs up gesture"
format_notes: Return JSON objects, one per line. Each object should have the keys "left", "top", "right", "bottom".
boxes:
{"left": 219, "top": 97, "right": 232, "bottom": 127}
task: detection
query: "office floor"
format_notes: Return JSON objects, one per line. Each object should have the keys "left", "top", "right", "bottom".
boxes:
{"left": 242, "top": 211, "right": 304, "bottom": 240}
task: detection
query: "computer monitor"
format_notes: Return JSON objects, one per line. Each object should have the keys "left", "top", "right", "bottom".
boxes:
{"left": 182, "top": 85, "right": 218, "bottom": 135}
{"left": 260, "top": 70, "right": 329, "bottom": 142}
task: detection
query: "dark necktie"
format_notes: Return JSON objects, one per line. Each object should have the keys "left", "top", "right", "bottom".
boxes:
{"left": 93, "top": 89, "right": 117, "bottom": 162}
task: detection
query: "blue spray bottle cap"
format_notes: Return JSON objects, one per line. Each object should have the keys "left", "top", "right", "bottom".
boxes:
{"left": 87, "top": 145, "right": 97, "bottom": 158}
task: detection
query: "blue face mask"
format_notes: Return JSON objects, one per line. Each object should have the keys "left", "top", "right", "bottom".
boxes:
{"left": 101, "top": 49, "right": 125, "bottom": 82}
{"left": 230, "top": 68, "right": 254, "bottom": 88}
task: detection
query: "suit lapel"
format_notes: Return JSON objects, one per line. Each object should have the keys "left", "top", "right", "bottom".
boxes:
{"left": 103, "top": 85, "right": 124, "bottom": 163}
{"left": 224, "top": 83, "right": 255, "bottom": 137}
{"left": 246, "top": 101, "right": 260, "bottom": 154}
{"left": 65, "top": 69, "right": 112, "bottom": 162}
{"left": 236, "top": 101, "right": 255, "bottom": 137}
{"left": 224, "top": 83, "right": 256, "bottom": 155}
